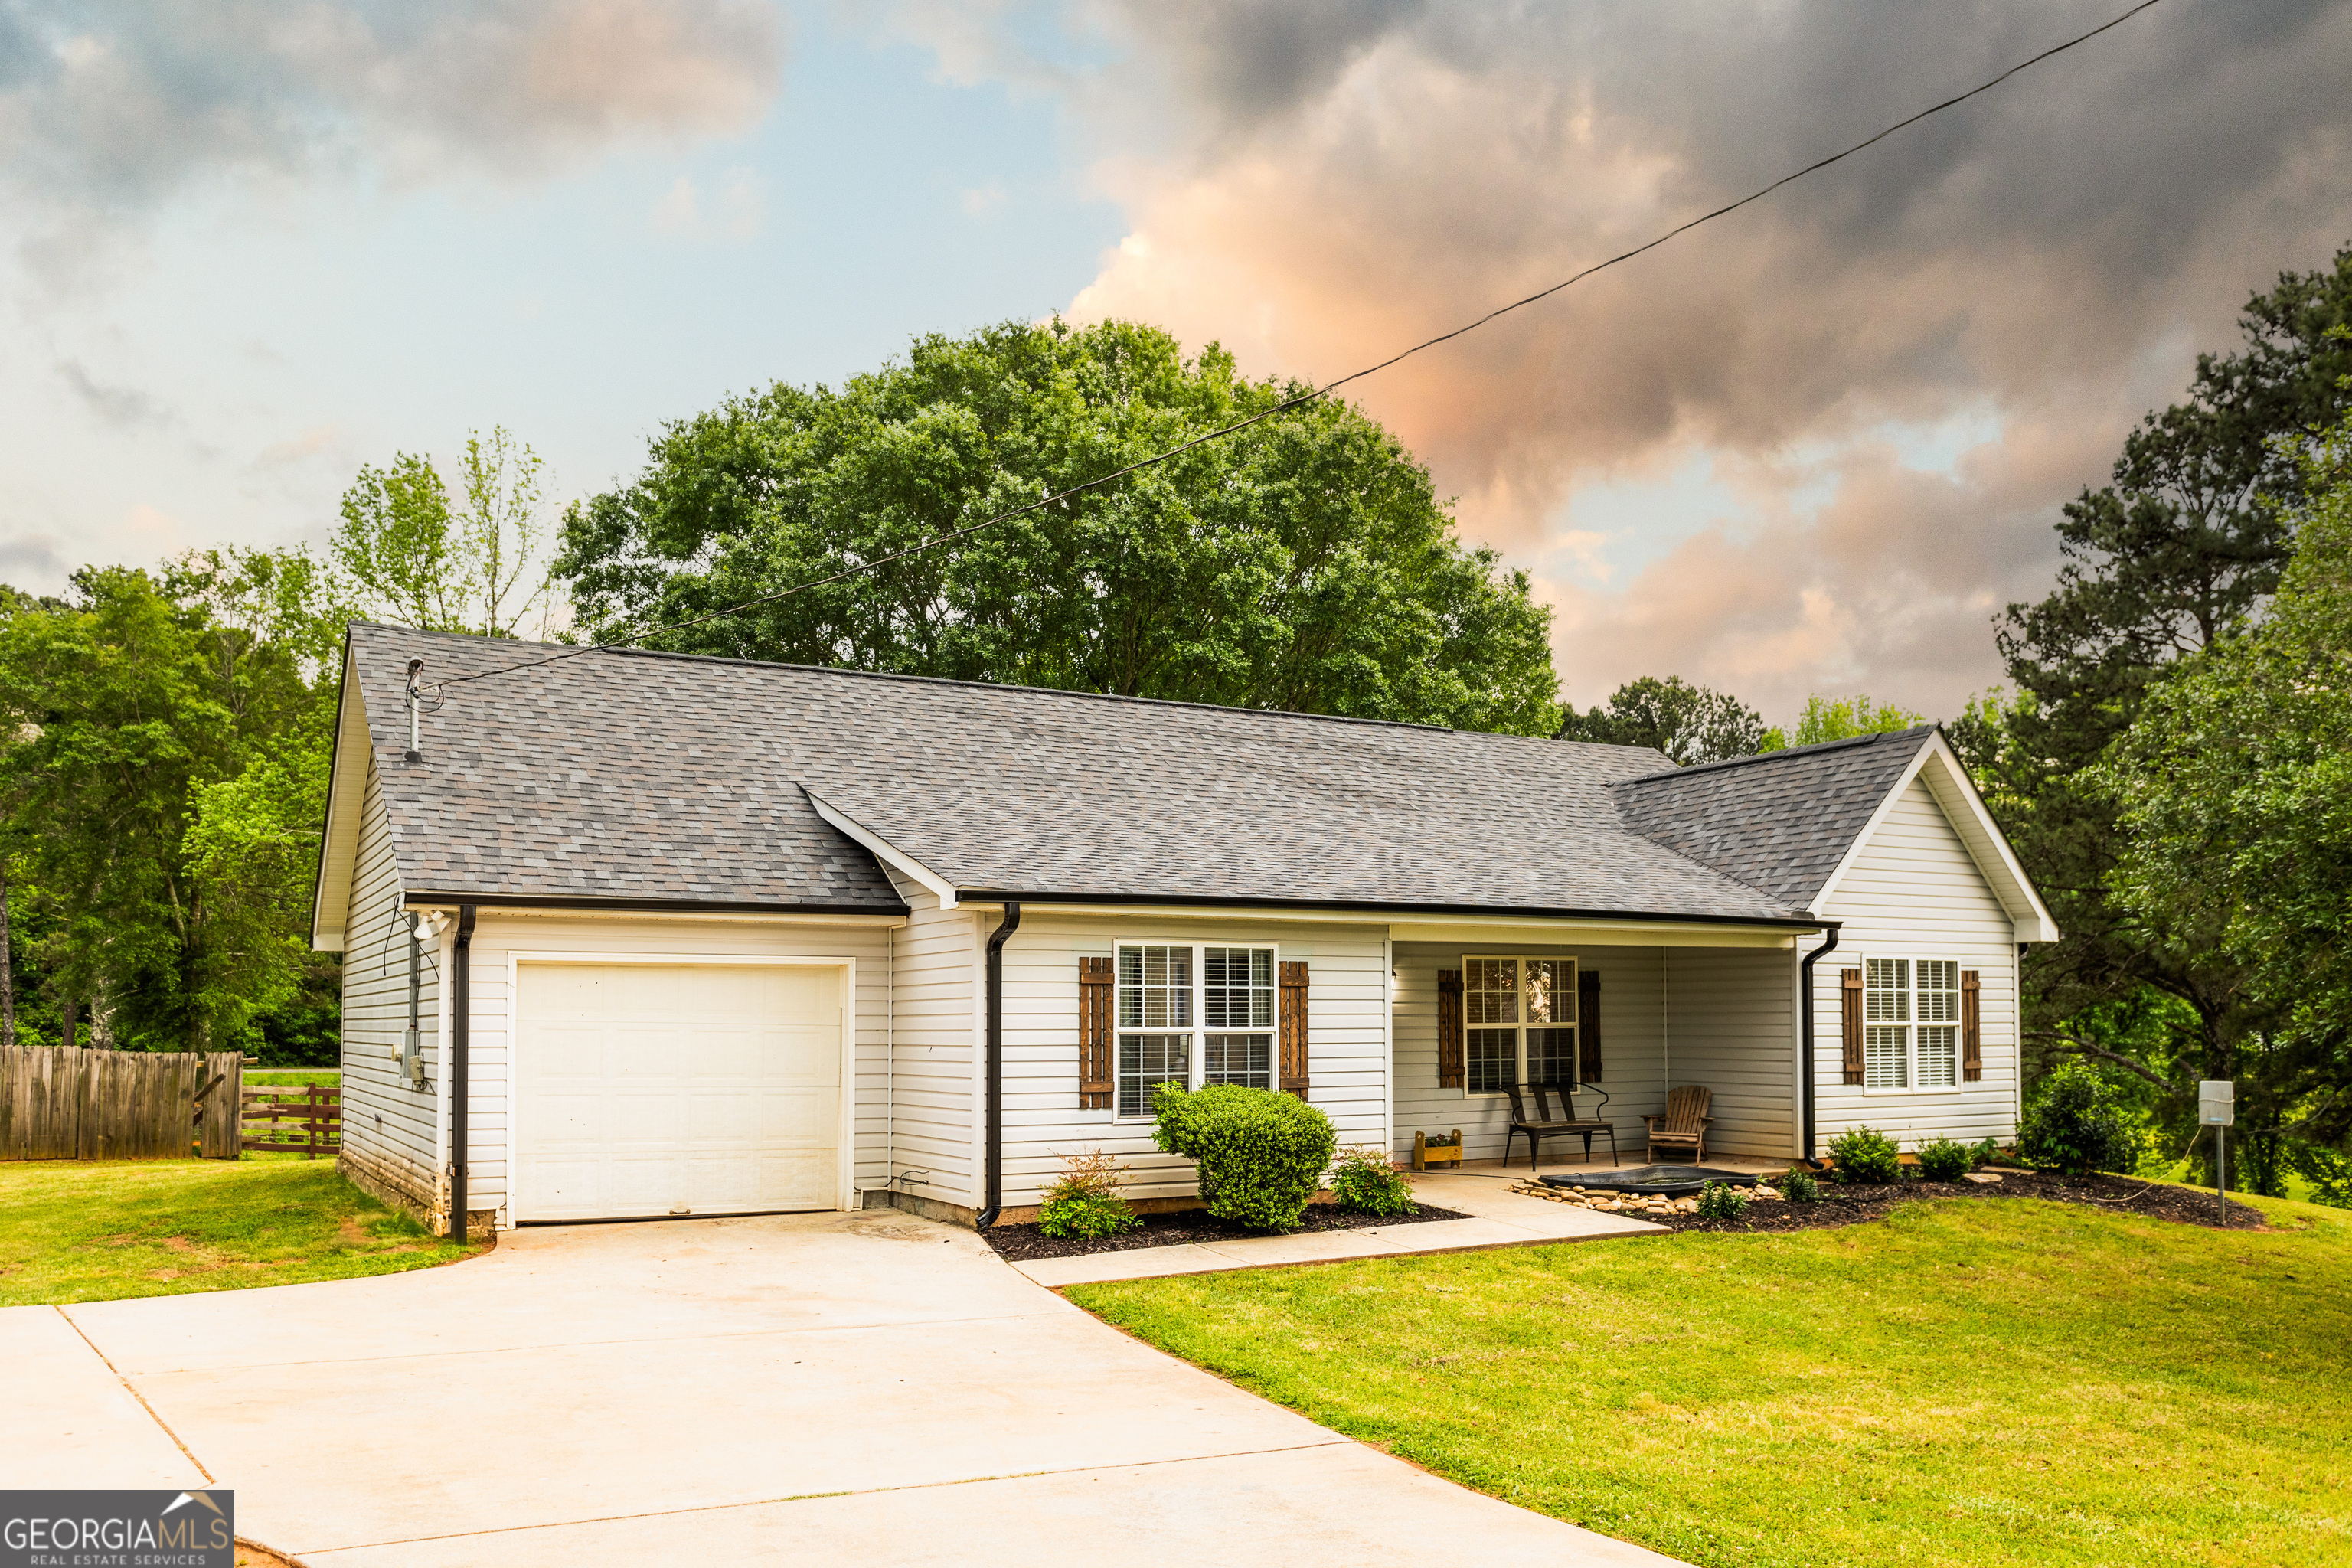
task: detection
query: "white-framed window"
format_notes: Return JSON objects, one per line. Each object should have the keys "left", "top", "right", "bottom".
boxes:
{"left": 1462, "top": 955, "right": 1578, "bottom": 1096}
{"left": 1116, "top": 942, "right": 1277, "bottom": 1116}
{"left": 1863, "top": 956, "right": 1962, "bottom": 1093}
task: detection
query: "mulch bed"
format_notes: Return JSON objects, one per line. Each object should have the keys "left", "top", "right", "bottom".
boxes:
{"left": 984, "top": 1200, "right": 1468, "bottom": 1263}
{"left": 1645, "top": 1168, "right": 2265, "bottom": 1234}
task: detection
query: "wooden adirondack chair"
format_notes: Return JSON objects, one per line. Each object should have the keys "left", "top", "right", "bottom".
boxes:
{"left": 1644, "top": 1085, "right": 1713, "bottom": 1164}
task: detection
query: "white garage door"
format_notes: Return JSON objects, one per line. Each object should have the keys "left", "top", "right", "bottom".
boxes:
{"left": 514, "top": 962, "right": 844, "bottom": 1222}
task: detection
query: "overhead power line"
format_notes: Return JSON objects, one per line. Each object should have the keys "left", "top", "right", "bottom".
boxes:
{"left": 426, "top": 0, "right": 2166, "bottom": 700}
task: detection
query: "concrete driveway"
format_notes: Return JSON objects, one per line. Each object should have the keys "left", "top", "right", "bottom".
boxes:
{"left": 9, "top": 1207, "right": 1681, "bottom": 1566}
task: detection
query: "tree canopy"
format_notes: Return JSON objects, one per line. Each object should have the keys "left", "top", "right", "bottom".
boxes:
{"left": 1555, "top": 676, "right": 1765, "bottom": 763}
{"left": 2097, "top": 386, "right": 2352, "bottom": 1163}
{"left": 1957, "top": 245, "right": 2352, "bottom": 1192}
{"left": 332, "top": 426, "right": 557, "bottom": 639}
{"left": 1759, "top": 694, "right": 1926, "bottom": 753}
{"left": 0, "top": 555, "right": 341, "bottom": 1054}
{"left": 554, "top": 319, "right": 1561, "bottom": 734}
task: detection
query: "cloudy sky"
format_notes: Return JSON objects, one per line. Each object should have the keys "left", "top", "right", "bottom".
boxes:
{"left": 5, "top": 0, "right": 2349, "bottom": 724}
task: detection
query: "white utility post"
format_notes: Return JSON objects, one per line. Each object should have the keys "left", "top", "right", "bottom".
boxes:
{"left": 2199, "top": 1080, "right": 2234, "bottom": 1220}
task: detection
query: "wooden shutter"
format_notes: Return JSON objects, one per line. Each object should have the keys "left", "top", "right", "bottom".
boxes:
{"left": 1437, "top": 969, "right": 1464, "bottom": 1088}
{"left": 1961, "top": 969, "right": 1983, "bottom": 1082}
{"left": 1079, "top": 956, "right": 1114, "bottom": 1110}
{"left": 1279, "top": 960, "right": 1309, "bottom": 1099}
{"left": 1576, "top": 967, "right": 1602, "bottom": 1082}
{"left": 1840, "top": 968, "right": 1865, "bottom": 1084}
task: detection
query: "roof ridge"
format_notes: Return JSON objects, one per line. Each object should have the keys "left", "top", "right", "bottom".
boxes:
{"left": 358, "top": 621, "right": 1488, "bottom": 738}
{"left": 1606, "top": 723, "right": 1937, "bottom": 786}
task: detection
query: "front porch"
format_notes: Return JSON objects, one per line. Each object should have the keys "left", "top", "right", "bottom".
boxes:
{"left": 1388, "top": 933, "right": 1808, "bottom": 1170}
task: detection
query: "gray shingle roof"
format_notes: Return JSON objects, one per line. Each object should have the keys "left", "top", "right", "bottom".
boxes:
{"left": 1605, "top": 727, "right": 1937, "bottom": 910}
{"left": 346, "top": 624, "right": 1888, "bottom": 924}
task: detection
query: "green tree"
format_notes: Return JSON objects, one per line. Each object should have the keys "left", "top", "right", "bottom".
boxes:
{"left": 1555, "top": 675, "right": 1765, "bottom": 763}
{"left": 333, "top": 426, "right": 557, "bottom": 639}
{"left": 1758, "top": 693, "right": 1926, "bottom": 752}
{"left": 2096, "top": 389, "right": 2352, "bottom": 1171}
{"left": 0, "top": 556, "right": 340, "bottom": 1054}
{"left": 555, "top": 319, "right": 1560, "bottom": 733}
{"left": 1964, "top": 247, "right": 2352, "bottom": 1178}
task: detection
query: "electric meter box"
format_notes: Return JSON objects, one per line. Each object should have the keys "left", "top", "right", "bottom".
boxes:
{"left": 2199, "top": 1080, "right": 2234, "bottom": 1126}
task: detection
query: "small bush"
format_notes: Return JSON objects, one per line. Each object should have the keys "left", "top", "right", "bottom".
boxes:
{"left": 2016, "top": 1063, "right": 2140, "bottom": 1176}
{"left": 1968, "top": 1136, "right": 2004, "bottom": 1169}
{"left": 1779, "top": 1168, "right": 1821, "bottom": 1204}
{"left": 1038, "top": 1192, "right": 1142, "bottom": 1239}
{"left": 1826, "top": 1126, "right": 1903, "bottom": 1184}
{"left": 1152, "top": 1084, "right": 1338, "bottom": 1230}
{"left": 1328, "top": 1145, "right": 1416, "bottom": 1217}
{"left": 1695, "top": 1180, "right": 1749, "bottom": 1220}
{"left": 1916, "top": 1136, "right": 1972, "bottom": 1182}
{"left": 1036, "top": 1148, "right": 1140, "bottom": 1239}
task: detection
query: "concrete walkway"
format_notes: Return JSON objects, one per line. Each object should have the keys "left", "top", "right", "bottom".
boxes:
{"left": 1012, "top": 1165, "right": 1670, "bottom": 1287}
{"left": 9, "top": 1207, "right": 1685, "bottom": 1566}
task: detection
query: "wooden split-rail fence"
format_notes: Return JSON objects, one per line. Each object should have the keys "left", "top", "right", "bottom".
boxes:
{"left": 240, "top": 1083, "right": 345, "bottom": 1159}
{"left": 0, "top": 1047, "right": 245, "bottom": 1161}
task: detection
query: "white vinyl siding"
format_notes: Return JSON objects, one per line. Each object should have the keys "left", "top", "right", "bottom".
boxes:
{"left": 1813, "top": 775, "right": 2024, "bottom": 1148}
{"left": 998, "top": 913, "right": 1384, "bottom": 1210}
{"left": 335, "top": 756, "right": 440, "bottom": 1210}
{"left": 880, "top": 879, "right": 982, "bottom": 1207}
{"left": 1664, "top": 946, "right": 1796, "bottom": 1158}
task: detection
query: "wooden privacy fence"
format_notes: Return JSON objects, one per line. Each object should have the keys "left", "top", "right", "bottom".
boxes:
{"left": 241, "top": 1084, "right": 343, "bottom": 1159}
{"left": 0, "top": 1047, "right": 244, "bottom": 1161}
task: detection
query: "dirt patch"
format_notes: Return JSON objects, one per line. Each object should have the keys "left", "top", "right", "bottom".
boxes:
{"left": 985, "top": 1200, "right": 1468, "bottom": 1263}
{"left": 236, "top": 1538, "right": 309, "bottom": 1567}
{"left": 1614, "top": 1169, "right": 2266, "bottom": 1234}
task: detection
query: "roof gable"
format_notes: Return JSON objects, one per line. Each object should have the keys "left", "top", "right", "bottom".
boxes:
{"left": 1608, "top": 725, "right": 2059, "bottom": 941}
{"left": 1815, "top": 733, "right": 2060, "bottom": 942}
{"left": 1606, "top": 727, "right": 1936, "bottom": 910}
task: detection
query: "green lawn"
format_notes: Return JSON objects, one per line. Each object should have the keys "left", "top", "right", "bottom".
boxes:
{"left": 0, "top": 1159, "right": 477, "bottom": 1308}
{"left": 1070, "top": 1193, "right": 2351, "bottom": 1568}
{"left": 245, "top": 1069, "right": 341, "bottom": 1089}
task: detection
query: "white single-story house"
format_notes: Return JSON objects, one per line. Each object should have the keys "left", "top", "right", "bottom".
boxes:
{"left": 314, "top": 624, "right": 2057, "bottom": 1238}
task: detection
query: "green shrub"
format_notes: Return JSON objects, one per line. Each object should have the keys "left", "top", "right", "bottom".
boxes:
{"left": 1152, "top": 1084, "right": 1337, "bottom": 1230}
{"left": 1328, "top": 1145, "right": 1416, "bottom": 1217}
{"left": 1916, "top": 1136, "right": 1972, "bottom": 1182}
{"left": 1779, "top": 1168, "right": 1821, "bottom": 1204}
{"left": 2017, "top": 1063, "right": 2140, "bottom": 1176}
{"left": 1968, "top": 1136, "right": 2004, "bottom": 1169}
{"left": 1038, "top": 1192, "right": 1142, "bottom": 1239}
{"left": 1036, "top": 1148, "right": 1141, "bottom": 1239}
{"left": 1826, "top": 1126, "right": 1903, "bottom": 1184}
{"left": 1695, "top": 1180, "right": 1749, "bottom": 1220}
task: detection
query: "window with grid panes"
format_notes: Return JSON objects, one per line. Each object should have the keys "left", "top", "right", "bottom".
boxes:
{"left": 1116, "top": 942, "right": 1279, "bottom": 1116}
{"left": 1916, "top": 960, "right": 1961, "bottom": 1087}
{"left": 1462, "top": 956, "right": 1578, "bottom": 1093}
{"left": 1201, "top": 946, "right": 1275, "bottom": 1090}
{"left": 1863, "top": 956, "right": 1962, "bottom": 1092}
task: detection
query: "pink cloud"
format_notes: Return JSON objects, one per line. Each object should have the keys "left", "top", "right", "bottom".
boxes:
{"left": 900, "top": 1, "right": 2352, "bottom": 717}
